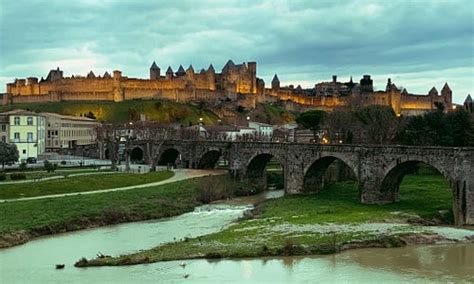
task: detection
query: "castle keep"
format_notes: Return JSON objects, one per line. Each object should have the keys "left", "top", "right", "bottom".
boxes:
{"left": 3, "top": 60, "right": 457, "bottom": 116}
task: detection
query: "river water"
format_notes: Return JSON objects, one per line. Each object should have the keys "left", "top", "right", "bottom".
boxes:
{"left": 0, "top": 192, "right": 473, "bottom": 283}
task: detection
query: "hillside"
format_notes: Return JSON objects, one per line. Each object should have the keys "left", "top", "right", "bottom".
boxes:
{"left": 0, "top": 100, "right": 219, "bottom": 125}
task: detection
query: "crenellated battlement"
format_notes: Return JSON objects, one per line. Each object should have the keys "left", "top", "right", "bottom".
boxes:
{"left": 3, "top": 61, "right": 460, "bottom": 116}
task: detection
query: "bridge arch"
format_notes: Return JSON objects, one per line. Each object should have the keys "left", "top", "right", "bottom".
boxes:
{"left": 380, "top": 158, "right": 461, "bottom": 224}
{"left": 197, "top": 150, "right": 222, "bottom": 169}
{"left": 157, "top": 148, "right": 181, "bottom": 167}
{"left": 381, "top": 158, "right": 454, "bottom": 195}
{"left": 130, "top": 146, "right": 144, "bottom": 163}
{"left": 303, "top": 154, "right": 358, "bottom": 193}
{"left": 245, "top": 152, "right": 286, "bottom": 192}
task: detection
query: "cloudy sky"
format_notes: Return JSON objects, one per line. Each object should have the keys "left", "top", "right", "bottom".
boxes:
{"left": 0, "top": 0, "right": 472, "bottom": 103}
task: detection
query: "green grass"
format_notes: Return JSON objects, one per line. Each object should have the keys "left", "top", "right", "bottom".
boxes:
{"left": 0, "top": 175, "right": 208, "bottom": 235}
{"left": 0, "top": 175, "right": 243, "bottom": 249}
{"left": 0, "top": 171, "right": 174, "bottom": 199}
{"left": 2, "top": 169, "right": 108, "bottom": 181}
{"left": 88, "top": 173, "right": 454, "bottom": 265}
{"left": 0, "top": 100, "right": 219, "bottom": 124}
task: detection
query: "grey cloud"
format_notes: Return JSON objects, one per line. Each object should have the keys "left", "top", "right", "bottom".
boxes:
{"left": 0, "top": 0, "right": 472, "bottom": 102}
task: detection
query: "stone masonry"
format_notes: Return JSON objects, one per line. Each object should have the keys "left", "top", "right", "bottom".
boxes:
{"left": 133, "top": 140, "right": 474, "bottom": 226}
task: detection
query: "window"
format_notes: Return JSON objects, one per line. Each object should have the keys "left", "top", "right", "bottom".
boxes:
{"left": 27, "top": 117, "right": 33, "bottom": 125}
{"left": 23, "top": 150, "right": 26, "bottom": 154}
{"left": 1, "top": 125, "right": 5, "bottom": 132}
{"left": 1, "top": 136, "right": 5, "bottom": 142}
{"left": 14, "top": 132, "right": 20, "bottom": 142}
{"left": 14, "top": 117, "right": 20, "bottom": 125}
{"left": 27, "top": 132, "right": 33, "bottom": 142}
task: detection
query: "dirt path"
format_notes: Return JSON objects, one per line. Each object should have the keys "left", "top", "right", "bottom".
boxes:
{"left": 0, "top": 169, "right": 227, "bottom": 203}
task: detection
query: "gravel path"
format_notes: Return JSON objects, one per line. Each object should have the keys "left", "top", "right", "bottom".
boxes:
{"left": 0, "top": 169, "right": 226, "bottom": 203}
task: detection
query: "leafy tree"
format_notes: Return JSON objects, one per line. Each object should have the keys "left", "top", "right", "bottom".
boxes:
{"left": 397, "top": 108, "right": 472, "bottom": 146}
{"left": 0, "top": 142, "right": 19, "bottom": 168}
{"left": 296, "top": 110, "right": 326, "bottom": 141}
{"left": 446, "top": 109, "right": 472, "bottom": 146}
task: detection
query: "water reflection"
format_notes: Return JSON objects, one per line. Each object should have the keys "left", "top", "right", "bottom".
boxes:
{"left": 0, "top": 196, "right": 472, "bottom": 283}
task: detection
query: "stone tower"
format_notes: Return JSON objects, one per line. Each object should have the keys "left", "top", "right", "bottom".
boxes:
{"left": 150, "top": 61, "right": 160, "bottom": 80}
{"left": 186, "top": 64, "right": 194, "bottom": 79}
{"left": 464, "top": 94, "right": 473, "bottom": 113}
{"left": 359, "top": 75, "right": 373, "bottom": 92}
{"left": 441, "top": 83, "right": 453, "bottom": 110}
{"left": 176, "top": 65, "right": 186, "bottom": 76}
{"left": 166, "top": 66, "right": 173, "bottom": 80}
{"left": 206, "top": 64, "right": 216, "bottom": 91}
{"left": 113, "top": 70, "right": 124, "bottom": 102}
{"left": 247, "top": 62, "right": 257, "bottom": 94}
{"left": 271, "top": 74, "right": 280, "bottom": 92}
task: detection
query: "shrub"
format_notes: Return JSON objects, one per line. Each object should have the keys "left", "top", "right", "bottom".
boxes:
{"left": 10, "top": 173, "right": 26, "bottom": 180}
{"left": 194, "top": 175, "right": 232, "bottom": 204}
{"left": 44, "top": 160, "right": 58, "bottom": 173}
{"left": 0, "top": 172, "right": 6, "bottom": 181}
{"left": 60, "top": 161, "right": 67, "bottom": 166}
{"left": 19, "top": 162, "right": 27, "bottom": 172}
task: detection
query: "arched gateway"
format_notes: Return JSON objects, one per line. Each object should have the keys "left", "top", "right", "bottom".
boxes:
{"left": 132, "top": 140, "right": 474, "bottom": 226}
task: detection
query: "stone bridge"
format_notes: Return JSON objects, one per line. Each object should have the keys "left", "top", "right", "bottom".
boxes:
{"left": 127, "top": 140, "right": 474, "bottom": 226}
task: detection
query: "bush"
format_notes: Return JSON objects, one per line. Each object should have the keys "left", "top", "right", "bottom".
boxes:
{"left": 60, "top": 161, "right": 67, "bottom": 166}
{"left": 19, "top": 162, "right": 27, "bottom": 172}
{"left": 267, "top": 172, "right": 284, "bottom": 189}
{"left": 10, "top": 173, "right": 26, "bottom": 180}
{"left": 44, "top": 160, "right": 58, "bottom": 173}
{"left": 0, "top": 172, "right": 6, "bottom": 181}
{"left": 194, "top": 175, "right": 232, "bottom": 204}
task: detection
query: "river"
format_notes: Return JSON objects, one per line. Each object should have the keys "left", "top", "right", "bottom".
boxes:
{"left": 0, "top": 191, "right": 473, "bottom": 283}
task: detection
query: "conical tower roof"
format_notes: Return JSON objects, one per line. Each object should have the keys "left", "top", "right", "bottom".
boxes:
{"left": 150, "top": 61, "right": 159, "bottom": 69}
{"left": 87, "top": 71, "right": 96, "bottom": 78}
{"left": 176, "top": 65, "right": 186, "bottom": 75}
{"left": 429, "top": 86, "right": 438, "bottom": 95}
{"left": 207, "top": 64, "right": 215, "bottom": 73}
{"left": 222, "top": 59, "right": 235, "bottom": 72}
{"left": 272, "top": 74, "right": 280, "bottom": 83}
{"left": 465, "top": 94, "right": 472, "bottom": 103}
{"left": 186, "top": 64, "right": 194, "bottom": 73}
{"left": 103, "top": 71, "right": 111, "bottom": 78}
{"left": 166, "top": 66, "right": 173, "bottom": 74}
{"left": 441, "top": 82, "right": 451, "bottom": 93}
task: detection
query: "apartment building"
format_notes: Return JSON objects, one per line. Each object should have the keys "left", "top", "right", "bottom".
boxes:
{"left": 41, "top": 112, "right": 98, "bottom": 151}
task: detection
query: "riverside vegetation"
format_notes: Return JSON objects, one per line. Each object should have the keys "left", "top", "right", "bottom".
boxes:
{"left": 0, "top": 174, "right": 255, "bottom": 248}
{"left": 76, "top": 172, "right": 474, "bottom": 267}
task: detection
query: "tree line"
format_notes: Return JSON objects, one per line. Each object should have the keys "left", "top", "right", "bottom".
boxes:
{"left": 296, "top": 105, "right": 474, "bottom": 146}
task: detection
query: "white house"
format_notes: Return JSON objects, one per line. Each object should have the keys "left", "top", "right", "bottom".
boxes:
{"left": 248, "top": 121, "right": 273, "bottom": 140}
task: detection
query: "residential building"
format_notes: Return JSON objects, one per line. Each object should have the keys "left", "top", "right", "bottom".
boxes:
{"left": 0, "top": 115, "right": 8, "bottom": 143}
{"left": 248, "top": 121, "right": 273, "bottom": 139}
{"left": 0, "top": 109, "right": 46, "bottom": 161}
{"left": 41, "top": 112, "right": 99, "bottom": 151}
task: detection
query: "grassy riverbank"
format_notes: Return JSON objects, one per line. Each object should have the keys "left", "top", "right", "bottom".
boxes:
{"left": 1, "top": 169, "right": 110, "bottom": 182}
{"left": 0, "top": 174, "right": 250, "bottom": 248}
{"left": 0, "top": 171, "right": 174, "bottom": 199}
{"left": 78, "top": 173, "right": 472, "bottom": 266}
